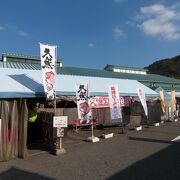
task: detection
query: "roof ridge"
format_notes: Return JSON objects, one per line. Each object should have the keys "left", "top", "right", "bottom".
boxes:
{"left": 2, "top": 52, "right": 62, "bottom": 61}
{"left": 104, "top": 64, "right": 148, "bottom": 71}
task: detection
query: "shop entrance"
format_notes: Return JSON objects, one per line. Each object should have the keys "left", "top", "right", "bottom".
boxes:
{"left": 27, "top": 101, "right": 49, "bottom": 155}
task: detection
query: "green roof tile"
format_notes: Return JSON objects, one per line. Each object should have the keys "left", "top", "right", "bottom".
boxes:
{"left": 57, "top": 66, "right": 180, "bottom": 84}
{"left": 156, "top": 86, "right": 180, "bottom": 91}
{"left": 0, "top": 61, "right": 41, "bottom": 70}
{"left": 1, "top": 61, "right": 180, "bottom": 90}
{"left": 2, "top": 52, "right": 62, "bottom": 62}
{"left": 104, "top": 64, "right": 148, "bottom": 72}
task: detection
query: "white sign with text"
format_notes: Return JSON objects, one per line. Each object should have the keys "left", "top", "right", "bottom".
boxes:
{"left": 53, "top": 116, "right": 68, "bottom": 128}
{"left": 57, "top": 127, "right": 64, "bottom": 137}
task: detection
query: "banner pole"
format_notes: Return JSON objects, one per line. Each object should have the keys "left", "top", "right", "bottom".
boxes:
{"left": 89, "top": 81, "right": 93, "bottom": 139}
{"left": 55, "top": 46, "right": 62, "bottom": 150}
{"left": 54, "top": 45, "right": 57, "bottom": 115}
{"left": 91, "top": 117, "right": 94, "bottom": 139}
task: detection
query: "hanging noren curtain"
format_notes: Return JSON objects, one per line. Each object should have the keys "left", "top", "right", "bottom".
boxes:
{"left": 0, "top": 99, "right": 28, "bottom": 161}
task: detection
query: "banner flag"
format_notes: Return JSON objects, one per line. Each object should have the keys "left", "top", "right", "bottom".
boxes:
{"left": 75, "top": 83, "right": 92, "bottom": 124}
{"left": 137, "top": 87, "right": 148, "bottom": 117}
{"left": 159, "top": 90, "right": 165, "bottom": 113}
{"left": 40, "top": 43, "right": 57, "bottom": 100}
{"left": 108, "top": 84, "right": 122, "bottom": 120}
{"left": 171, "top": 90, "right": 176, "bottom": 113}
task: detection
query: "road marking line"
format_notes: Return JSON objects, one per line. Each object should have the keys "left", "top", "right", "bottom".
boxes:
{"left": 171, "top": 136, "right": 180, "bottom": 142}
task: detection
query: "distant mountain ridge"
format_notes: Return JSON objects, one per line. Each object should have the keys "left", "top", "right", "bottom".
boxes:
{"left": 145, "top": 55, "right": 180, "bottom": 79}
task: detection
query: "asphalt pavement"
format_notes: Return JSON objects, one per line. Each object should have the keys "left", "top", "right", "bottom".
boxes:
{"left": 0, "top": 120, "right": 180, "bottom": 180}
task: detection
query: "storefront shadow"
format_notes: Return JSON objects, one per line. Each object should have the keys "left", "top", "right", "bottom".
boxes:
{"left": 107, "top": 140, "right": 180, "bottom": 180}
{"left": 9, "top": 74, "right": 44, "bottom": 97}
{"left": 27, "top": 141, "right": 50, "bottom": 151}
{"left": 0, "top": 166, "right": 54, "bottom": 180}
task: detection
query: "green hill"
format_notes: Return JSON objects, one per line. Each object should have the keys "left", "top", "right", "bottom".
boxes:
{"left": 145, "top": 55, "right": 180, "bottom": 79}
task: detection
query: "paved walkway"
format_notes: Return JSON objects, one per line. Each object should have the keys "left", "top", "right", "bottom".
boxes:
{"left": 0, "top": 120, "right": 180, "bottom": 180}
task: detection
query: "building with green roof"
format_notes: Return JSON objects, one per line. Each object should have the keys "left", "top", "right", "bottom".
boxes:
{"left": 1, "top": 52, "right": 63, "bottom": 67}
{"left": 104, "top": 64, "right": 180, "bottom": 95}
{"left": 1, "top": 53, "right": 180, "bottom": 96}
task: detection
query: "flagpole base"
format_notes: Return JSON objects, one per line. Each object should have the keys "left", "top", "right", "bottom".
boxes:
{"left": 86, "top": 136, "right": 100, "bottom": 143}
{"left": 102, "top": 133, "right": 114, "bottom": 139}
{"left": 52, "top": 148, "right": 66, "bottom": 156}
{"left": 136, "top": 126, "right": 142, "bottom": 131}
{"left": 174, "top": 118, "right": 178, "bottom": 122}
{"left": 154, "top": 123, "right": 160, "bottom": 127}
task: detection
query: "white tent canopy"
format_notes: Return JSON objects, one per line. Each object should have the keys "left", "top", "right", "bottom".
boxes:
{"left": 0, "top": 68, "right": 158, "bottom": 98}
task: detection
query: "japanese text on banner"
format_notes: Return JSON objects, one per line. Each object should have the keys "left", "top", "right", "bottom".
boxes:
{"left": 108, "top": 84, "right": 122, "bottom": 120}
{"left": 76, "top": 84, "right": 92, "bottom": 124}
{"left": 90, "top": 96, "right": 130, "bottom": 108}
{"left": 40, "top": 43, "right": 57, "bottom": 100}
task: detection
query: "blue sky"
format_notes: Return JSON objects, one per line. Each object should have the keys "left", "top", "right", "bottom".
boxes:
{"left": 0, "top": 0, "right": 180, "bottom": 69}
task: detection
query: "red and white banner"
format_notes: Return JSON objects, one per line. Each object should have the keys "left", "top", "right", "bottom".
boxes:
{"left": 76, "top": 84, "right": 92, "bottom": 124}
{"left": 108, "top": 84, "right": 122, "bottom": 120}
{"left": 90, "top": 96, "right": 130, "bottom": 108}
{"left": 137, "top": 87, "right": 148, "bottom": 117}
{"left": 40, "top": 43, "right": 57, "bottom": 100}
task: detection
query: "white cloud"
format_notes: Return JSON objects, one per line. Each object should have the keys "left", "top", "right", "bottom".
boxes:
{"left": 137, "top": 4, "right": 180, "bottom": 40}
{"left": 113, "top": 26, "right": 124, "bottom": 40}
{"left": 0, "top": 24, "right": 29, "bottom": 37}
{"left": 18, "top": 31, "right": 28, "bottom": 37}
{"left": 0, "top": 26, "right": 5, "bottom": 31}
{"left": 88, "top": 43, "right": 95, "bottom": 48}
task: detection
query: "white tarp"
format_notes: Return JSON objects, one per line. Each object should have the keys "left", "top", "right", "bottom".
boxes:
{"left": 0, "top": 68, "right": 158, "bottom": 98}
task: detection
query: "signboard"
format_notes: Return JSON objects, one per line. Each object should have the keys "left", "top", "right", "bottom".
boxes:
{"left": 75, "top": 83, "right": 92, "bottom": 124}
{"left": 108, "top": 84, "right": 122, "bottom": 120}
{"left": 57, "top": 127, "right": 64, "bottom": 137}
{"left": 40, "top": 43, "right": 57, "bottom": 100}
{"left": 53, "top": 116, "right": 68, "bottom": 128}
{"left": 119, "top": 96, "right": 130, "bottom": 107}
{"left": 90, "top": 96, "right": 130, "bottom": 108}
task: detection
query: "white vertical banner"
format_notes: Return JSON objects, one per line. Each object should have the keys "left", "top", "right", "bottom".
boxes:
{"left": 40, "top": 43, "right": 57, "bottom": 100}
{"left": 75, "top": 83, "right": 92, "bottom": 124}
{"left": 108, "top": 84, "right": 122, "bottom": 120}
{"left": 137, "top": 87, "right": 148, "bottom": 117}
